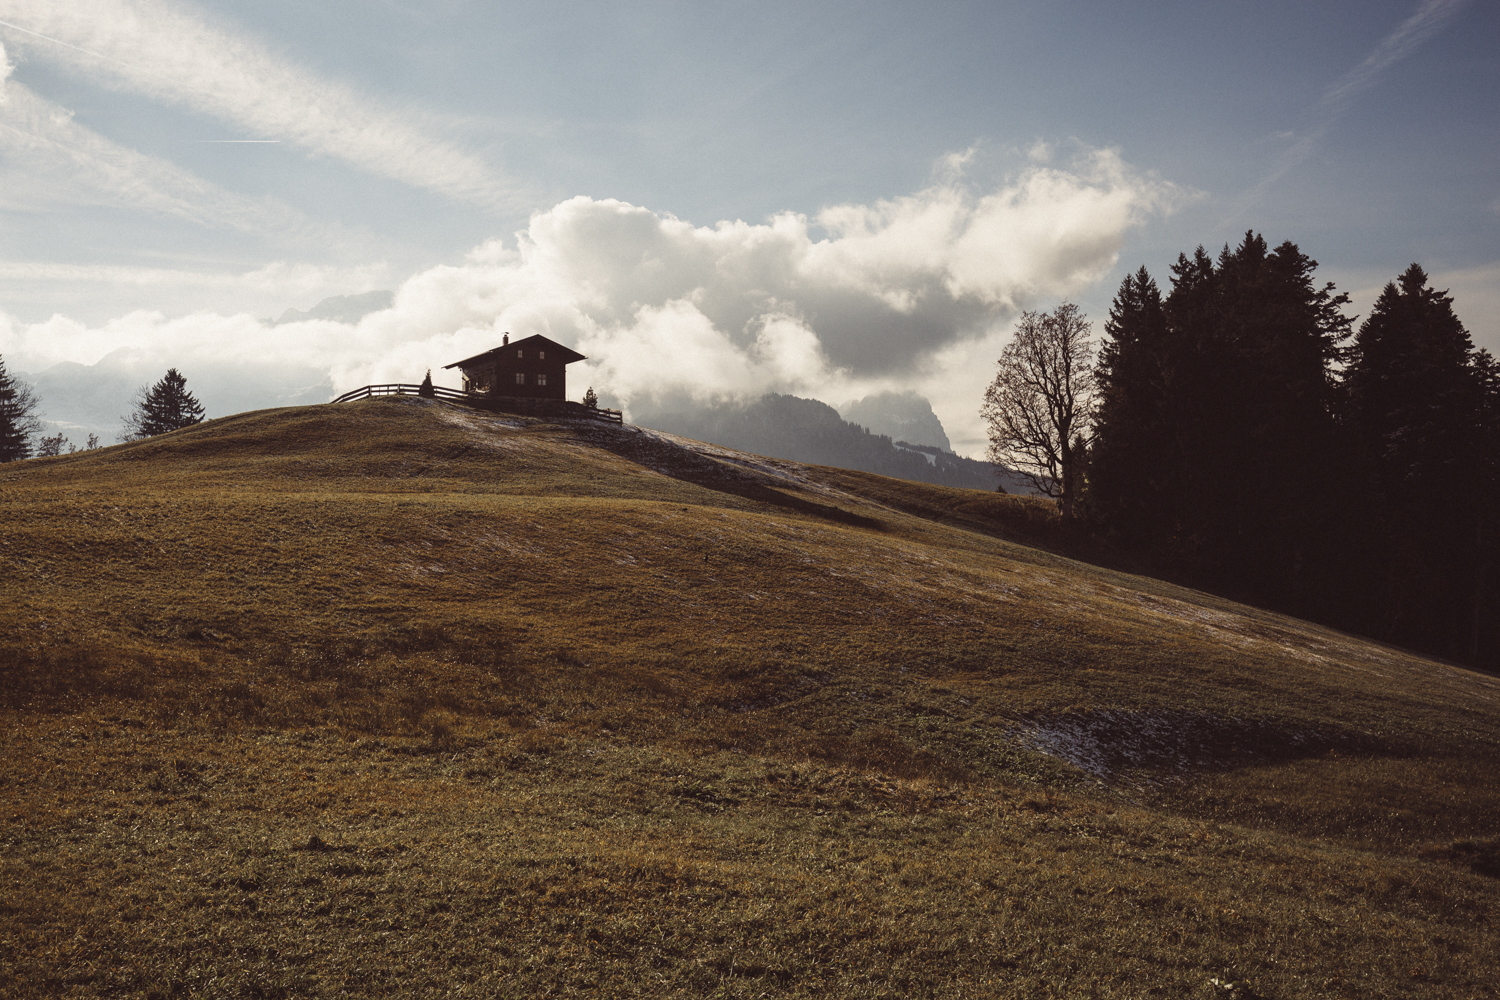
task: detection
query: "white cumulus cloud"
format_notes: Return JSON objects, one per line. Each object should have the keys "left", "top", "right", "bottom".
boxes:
{"left": 2, "top": 149, "right": 1182, "bottom": 455}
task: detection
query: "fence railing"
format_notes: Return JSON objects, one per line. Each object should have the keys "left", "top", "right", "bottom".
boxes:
{"left": 329, "top": 383, "right": 623, "bottom": 424}
{"left": 329, "top": 383, "right": 468, "bottom": 404}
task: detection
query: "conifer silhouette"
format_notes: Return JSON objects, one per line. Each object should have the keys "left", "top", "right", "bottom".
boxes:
{"left": 0, "top": 354, "right": 44, "bottom": 462}
{"left": 122, "top": 368, "right": 206, "bottom": 440}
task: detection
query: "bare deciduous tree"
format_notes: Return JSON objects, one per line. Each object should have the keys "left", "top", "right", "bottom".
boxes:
{"left": 981, "top": 302, "right": 1097, "bottom": 518}
{"left": 37, "top": 433, "right": 71, "bottom": 457}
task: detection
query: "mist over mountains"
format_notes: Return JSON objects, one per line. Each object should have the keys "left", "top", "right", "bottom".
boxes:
{"left": 629, "top": 390, "right": 1031, "bottom": 493}
{"left": 270, "top": 291, "right": 394, "bottom": 326}
{"left": 15, "top": 291, "right": 400, "bottom": 445}
{"left": 838, "top": 390, "right": 952, "bottom": 452}
{"left": 16, "top": 352, "right": 333, "bottom": 447}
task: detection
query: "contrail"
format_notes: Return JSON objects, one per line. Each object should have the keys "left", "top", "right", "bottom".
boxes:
{"left": 1318, "top": 0, "right": 1469, "bottom": 113}
{"left": 186, "top": 140, "right": 282, "bottom": 144}
{"left": 1220, "top": 0, "right": 1470, "bottom": 229}
{"left": 0, "top": 17, "right": 136, "bottom": 69}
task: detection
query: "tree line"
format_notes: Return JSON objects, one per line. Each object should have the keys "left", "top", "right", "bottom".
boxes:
{"left": 0, "top": 364, "right": 206, "bottom": 461}
{"left": 986, "top": 231, "right": 1499, "bottom": 668}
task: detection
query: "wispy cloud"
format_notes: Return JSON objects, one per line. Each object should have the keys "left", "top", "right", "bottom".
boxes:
{"left": 0, "top": 255, "right": 397, "bottom": 331}
{"left": 0, "top": 48, "right": 321, "bottom": 237}
{"left": 0, "top": 258, "right": 391, "bottom": 293}
{"left": 0, "top": 14, "right": 134, "bottom": 68}
{"left": 1227, "top": 0, "right": 1469, "bottom": 222}
{"left": 1317, "top": 0, "right": 1468, "bottom": 112}
{"left": 0, "top": 0, "right": 518, "bottom": 206}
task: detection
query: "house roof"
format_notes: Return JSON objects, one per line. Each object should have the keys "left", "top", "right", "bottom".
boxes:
{"left": 442, "top": 333, "right": 586, "bottom": 370}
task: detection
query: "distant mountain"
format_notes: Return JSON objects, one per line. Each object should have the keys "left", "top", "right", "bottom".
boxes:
{"left": 17, "top": 349, "right": 334, "bottom": 447}
{"left": 838, "top": 390, "right": 951, "bottom": 452}
{"left": 273, "top": 290, "right": 394, "bottom": 325}
{"left": 15, "top": 290, "right": 391, "bottom": 446}
{"left": 18, "top": 360, "right": 137, "bottom": 439}
{"left": 886, "top": 439, "right": 1036, "bottom": 494}
{"left": 630, "top": 392, "right": 1035, "bottom": 493}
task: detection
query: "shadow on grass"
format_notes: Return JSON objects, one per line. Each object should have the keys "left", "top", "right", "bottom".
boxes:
{"left": 592, "top": 425, "right": 884, "bottom": 530}
{"left": 1421, "top": 839, "right": 1500, "bottom": 878}
{"left": 1017, "top": 708, "right": 1399, "bottom": 785}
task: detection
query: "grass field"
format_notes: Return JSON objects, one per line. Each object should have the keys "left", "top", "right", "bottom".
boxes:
{"left": 2, "top": 396, "right": 1498, "bottom": 998}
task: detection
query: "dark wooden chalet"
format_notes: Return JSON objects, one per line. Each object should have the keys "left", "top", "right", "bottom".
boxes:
{"left": 442, "top": 333, "right": 586, "bottom": 401}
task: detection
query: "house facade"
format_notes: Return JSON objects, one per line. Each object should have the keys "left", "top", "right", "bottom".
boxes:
{"left": 442, "top": 333, "right": 587, "bottom": 401}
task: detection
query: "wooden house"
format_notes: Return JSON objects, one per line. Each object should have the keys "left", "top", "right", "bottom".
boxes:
{"left": 443, "top": 333, "right": 586, "bottom": 401}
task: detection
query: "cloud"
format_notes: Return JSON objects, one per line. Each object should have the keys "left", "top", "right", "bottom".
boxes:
{"left": 1228, "top": 0, "right": 1469, "bottom": 220}
{"left": 0, "top": 43, "right": 336, "bottom": 240}
{"left": 0, "top": 0, "right": 515, "bottom": 205}
{"left": 0, "top": 258, "right": 392, "bottom": 293}
{"left": 2, "top": 148, "right": 1180, "bottom": 456}
{"left": 1318, "top": 0, "right": 1469, "bottom": 113}
{"left": 0, "top": 259, "right": 398, "bottom": 329}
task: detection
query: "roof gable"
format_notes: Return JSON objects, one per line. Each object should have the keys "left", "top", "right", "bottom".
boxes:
{"left": 443, "top": 334, "right": 587, "bottom": 370}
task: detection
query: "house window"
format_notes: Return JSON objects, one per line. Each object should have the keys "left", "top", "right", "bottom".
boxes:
{"left": 536, "top": 373, "right": 547, "bottom": 386}
{"left": 515, "top": 372, "right": 525, "bottom": 385}
{"left": 517, "top": 349, "right": 523, "bottom": 358}
{"left": 539, "top": 350, "right": 546, "bottom": 360}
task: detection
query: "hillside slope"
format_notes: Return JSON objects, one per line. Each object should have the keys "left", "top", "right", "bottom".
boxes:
{"left": 3, "top": 397, "right": 1498, "bottom": 998}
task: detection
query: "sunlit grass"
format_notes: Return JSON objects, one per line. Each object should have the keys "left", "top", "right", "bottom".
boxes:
{"left": 2, "top": 397, "right": 1497, "bottom": 997}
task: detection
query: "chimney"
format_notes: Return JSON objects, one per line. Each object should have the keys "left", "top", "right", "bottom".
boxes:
{"left": 503, "top": 332, "right": 509, "bottom": 346}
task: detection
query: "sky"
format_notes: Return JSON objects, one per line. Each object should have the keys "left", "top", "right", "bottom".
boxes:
{"left": 0, "top": 0, "right": 1496, "bottom": 455}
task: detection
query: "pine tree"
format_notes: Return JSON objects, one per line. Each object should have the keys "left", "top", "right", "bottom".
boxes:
{"left": 1198, "top": 235, "right": 1351, "bottom": 597}
{"left": 1343, "top": 264, "right": 1490, "bottom": 659}
{"left": 0, "top": 354, "right": 44, "bottom": 462}
{"left": 1087, "top": 266, "right": 1171, "bottom": 546}
{"left": 1472, "top": 349, "right": 1500, "bottom": 663}
{"left": 1345, "top": 264, "right": 1480, "bottom": 499}
{"left": 122, "top": 368, "right": 206, "bottom": 440}
{"left": 1087, "top": 233, "right": 1351, "bottom": 597}
{"left": 1089, "top": 249, "right": 1498, "bottom": 666}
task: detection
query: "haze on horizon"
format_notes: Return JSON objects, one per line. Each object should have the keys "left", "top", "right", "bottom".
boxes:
{"left": 0, "top": 0, "right": 1495, "bottom": 456}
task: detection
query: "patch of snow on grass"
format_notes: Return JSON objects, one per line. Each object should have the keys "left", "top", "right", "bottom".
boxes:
{"left": 1019, "top": 710, "right": 1349, "bottom": 784}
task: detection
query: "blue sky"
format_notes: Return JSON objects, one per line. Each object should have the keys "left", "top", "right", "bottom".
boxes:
{"left": 0, "top": 0, "right": 1495, "bottom": 454}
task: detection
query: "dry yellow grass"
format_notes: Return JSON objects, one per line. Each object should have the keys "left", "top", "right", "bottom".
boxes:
{"left": 2, "top": 396, "right": 1498, "bottom": 998}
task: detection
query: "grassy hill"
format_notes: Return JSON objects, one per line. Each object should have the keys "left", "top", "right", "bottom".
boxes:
{"left": 2, "top": 397, "right": 1498, "bottom": 999}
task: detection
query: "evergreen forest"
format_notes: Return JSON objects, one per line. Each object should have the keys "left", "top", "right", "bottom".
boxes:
{"left": 1087, "top": 232, "right": 1498, "bottom": 669}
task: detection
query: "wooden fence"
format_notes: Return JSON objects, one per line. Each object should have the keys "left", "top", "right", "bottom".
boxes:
{"left": 329, "top": 384, "right": 624, "bottom": 424}
{"left": 330, "top": 383, "right": 467, "bottom": 404}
